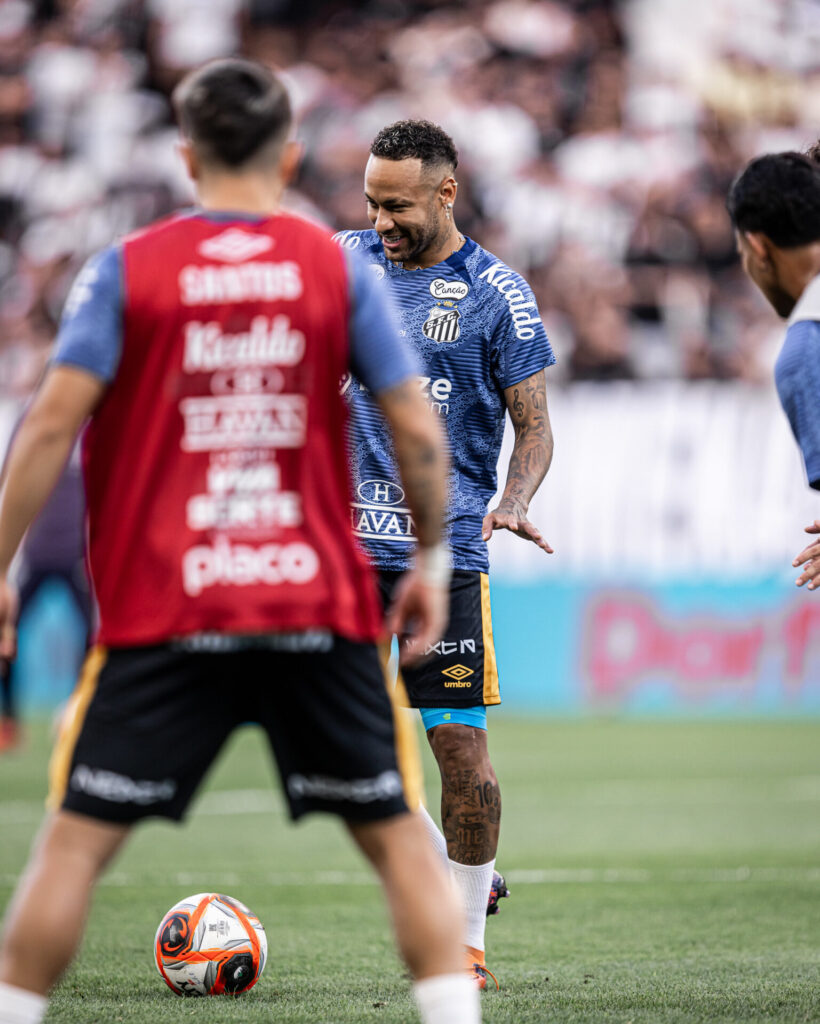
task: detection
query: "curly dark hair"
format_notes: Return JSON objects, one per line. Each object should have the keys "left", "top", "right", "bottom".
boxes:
{"left": 727, "top": 152, "right": 820, "bottom": 247}
{"left": 370, "top": 120, "right": 458, "bottom": 171}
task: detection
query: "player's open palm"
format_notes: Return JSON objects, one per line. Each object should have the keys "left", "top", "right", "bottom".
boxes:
{"left": 482, "top": 501, "right": 554, "bottom": 554}
{"left": 385, "top": 568, "right": 448, "bottom": 665}
{"left": 793, "top": 520, "right": 820, "bottom": 589}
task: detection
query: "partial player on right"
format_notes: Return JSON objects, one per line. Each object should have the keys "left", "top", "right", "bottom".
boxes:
{"left": 728, "top": 151, "right": 820, "bottom": 582}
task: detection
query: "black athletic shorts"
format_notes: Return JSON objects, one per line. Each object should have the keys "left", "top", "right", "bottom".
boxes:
{"left": 49, "top": 635, "right": 413, "bottom": 825}
{"left": 378, "top": 569, "right": 500, "bottom": 709}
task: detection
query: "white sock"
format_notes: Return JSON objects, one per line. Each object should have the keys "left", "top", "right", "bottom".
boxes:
{"left": 0, "top": 982, "right": 47, "bottom": 1024}
{"left": 418, "top": 804, "right": 449, "bottom": 867}
{"left": 449, "top": 859, "right": 494, "bottom": 952}
{"left": 413, "top": 973, "right": 481, "bottom": 1024}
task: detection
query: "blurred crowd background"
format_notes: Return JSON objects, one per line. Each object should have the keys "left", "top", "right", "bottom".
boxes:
{"left": 0, "top": 0, "right": 818, "bottom": 403}
{"left": 2, "top": 0, "right": 820, "bottom": 723}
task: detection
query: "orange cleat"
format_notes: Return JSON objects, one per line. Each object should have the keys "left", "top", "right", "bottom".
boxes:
{"left": 465, "top": 945, "right": 499, "bottom": 991}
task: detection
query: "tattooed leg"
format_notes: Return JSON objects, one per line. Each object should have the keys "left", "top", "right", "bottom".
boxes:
{"left": 427, "top": 724, "right": 500, "bottom": 865}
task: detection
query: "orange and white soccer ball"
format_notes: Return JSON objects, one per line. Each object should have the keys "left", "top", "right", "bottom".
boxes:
{"left": 154, "top": 892, "right": 267, "bottom": 996}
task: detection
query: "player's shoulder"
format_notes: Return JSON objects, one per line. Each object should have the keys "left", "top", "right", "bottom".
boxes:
{"left": 120, "top": 211, "right": 191, "bottom": 248}
{"left": 467, "top": 242, "right": 534, "bottom": 298}
{"left": 274, "top": 209, "right": 338, "bottom": 246}
{"left": 463, "top": 241, "right": 548, "bottom": 349}
{"left": 332, "top": 228, "right": 383, "bottom": 257}
{"left": 122, "top": 209, "right": 338, "bottom": 251}
{"left": 62, "top": 243, "right": 121, "bottom": 321}
{"left": 779, "top": 319, "right": 820, "bottom": 376}
{"left": 783, "top": 317, "right": 820, "bottom": 356}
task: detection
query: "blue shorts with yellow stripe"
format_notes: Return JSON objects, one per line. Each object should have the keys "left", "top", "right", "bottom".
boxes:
{"left": 378, "top": 569, "right": 500, "bottom": 710}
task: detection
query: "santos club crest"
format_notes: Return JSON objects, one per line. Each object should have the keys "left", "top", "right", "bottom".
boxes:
{"left": 423, "top": 303, "right": 461, "bottom": 342}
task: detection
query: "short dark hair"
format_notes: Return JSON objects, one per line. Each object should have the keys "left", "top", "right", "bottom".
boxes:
{"left": 806, "top": 139, "right": 820, "bottom": 164}
{"left": 370, "top": 120, "right": 458, "bottom": 172}
{"left": 173, "top": 58, "right": 291, "bottom": 168}
{"left": 727, "top": 151, "right": 820, "bottom": 247}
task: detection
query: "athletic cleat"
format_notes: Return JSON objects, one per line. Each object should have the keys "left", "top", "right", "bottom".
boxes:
{"left": 465, "top": 946, "right": 499, "bottom": 991}
{"left": 486, "top": 869, "right": 510, "bottom": 916}
{"left": 473, "top": 963, "right": 499, "bottom": 991}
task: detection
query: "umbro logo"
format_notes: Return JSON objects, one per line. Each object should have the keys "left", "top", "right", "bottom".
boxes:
{"left": 442, "top": 664, "right": 474, "bottom": 684}
{"left": 197, "top": 229, "right": 275, "bottom": 264}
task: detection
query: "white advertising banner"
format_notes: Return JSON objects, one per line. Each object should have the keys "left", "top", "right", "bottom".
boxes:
{"left": 488, "top": 381, "right": 817, "bottom": 583}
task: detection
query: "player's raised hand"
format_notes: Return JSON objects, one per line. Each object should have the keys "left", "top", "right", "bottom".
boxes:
{"left": 792, "top": 521, "right": 820, "bottom": 589}
{"left": 482, "top": 500, "right": 554, "bottom": 554}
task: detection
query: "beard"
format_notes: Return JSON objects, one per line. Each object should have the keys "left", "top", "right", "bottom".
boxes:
{"left": 380, "top": 212, "right": 446, "bottom": 264}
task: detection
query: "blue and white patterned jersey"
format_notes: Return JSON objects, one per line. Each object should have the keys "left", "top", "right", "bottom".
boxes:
{"left": 777, "top": 274, "right": 820, "bottom": 490}
{"left": 334, "top": 230, "right": 555, "bottom": 573}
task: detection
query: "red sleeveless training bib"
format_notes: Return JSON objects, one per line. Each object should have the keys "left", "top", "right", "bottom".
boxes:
{"left": 83, "top": 212, "right": 381, "bottom": 645}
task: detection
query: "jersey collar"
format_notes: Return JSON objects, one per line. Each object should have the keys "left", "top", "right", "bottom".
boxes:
{"left": 180, "top": 206, "right": 271, "bottom": 224}
{"left": 443, "top": 236, "right": 477, "bottom": 282}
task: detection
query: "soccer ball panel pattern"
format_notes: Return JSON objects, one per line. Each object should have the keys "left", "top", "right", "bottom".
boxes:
{"left": 154, "top": 892, "right": 267, "bottom": 996}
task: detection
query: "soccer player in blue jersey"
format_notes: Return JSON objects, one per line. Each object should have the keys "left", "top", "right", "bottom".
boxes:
{"left": 336, "top": 120, "right": 555, "bottom": 988}
{"left": 728, "top": 151, "right": 820, "bottom": 584}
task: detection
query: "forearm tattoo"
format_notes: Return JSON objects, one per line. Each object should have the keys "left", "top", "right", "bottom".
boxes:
{"left": 503, "top": 370, "right": 553, "bottom": 509}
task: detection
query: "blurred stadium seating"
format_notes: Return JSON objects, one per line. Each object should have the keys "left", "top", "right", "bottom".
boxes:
{"left": 1, "top": 0, "right": 819, "bottom": 716}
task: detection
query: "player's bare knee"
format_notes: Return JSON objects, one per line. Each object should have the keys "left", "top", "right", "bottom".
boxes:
{"left": 429, "top": 724, "right": 491, "bottom": 776}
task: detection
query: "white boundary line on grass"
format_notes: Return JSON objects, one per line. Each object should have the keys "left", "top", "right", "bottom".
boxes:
{"left": 2, "top": 787, "right": 820, "bottom": 889}
{"left": 2, "top": 867, "right": 819, "bottom": 888}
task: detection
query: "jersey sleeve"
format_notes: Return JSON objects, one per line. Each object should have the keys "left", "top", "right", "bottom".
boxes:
{"left": 344, "top": 247, "right": 420, "bottom": 394}
{"left": 332, "top": 229, "right": 366, "bottom": 252}
{"left": 776, "top": 320, "right": 820, "bottom": 489}
{"left": 488, "top": 270, "right": 555, "bottom": 389}
{"left": 51, "top": 245, "right": 123, "bottom": 383}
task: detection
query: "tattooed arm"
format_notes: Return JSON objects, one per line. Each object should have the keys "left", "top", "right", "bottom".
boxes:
{"left": 378, "top": 378, "right": 451, "bottom": 661}
{"left": 482, "top": 368, "right": 554, "bottom": 553}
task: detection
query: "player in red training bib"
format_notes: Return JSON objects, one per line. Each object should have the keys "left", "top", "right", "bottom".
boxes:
{"left": 0, "top": 60, "right": 480, "bottom": 1024}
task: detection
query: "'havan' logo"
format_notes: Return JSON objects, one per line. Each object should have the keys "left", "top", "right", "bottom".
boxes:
{"left": 351, "top": 479, "right": 415, "bottom": 542}
{"left": 357, "top": 480, "right": 405, "bottom": 506}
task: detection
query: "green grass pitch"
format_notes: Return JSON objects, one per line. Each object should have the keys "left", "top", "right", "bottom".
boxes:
{"left": 2, "top": 717, "right": 819, "bottom": 1023}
